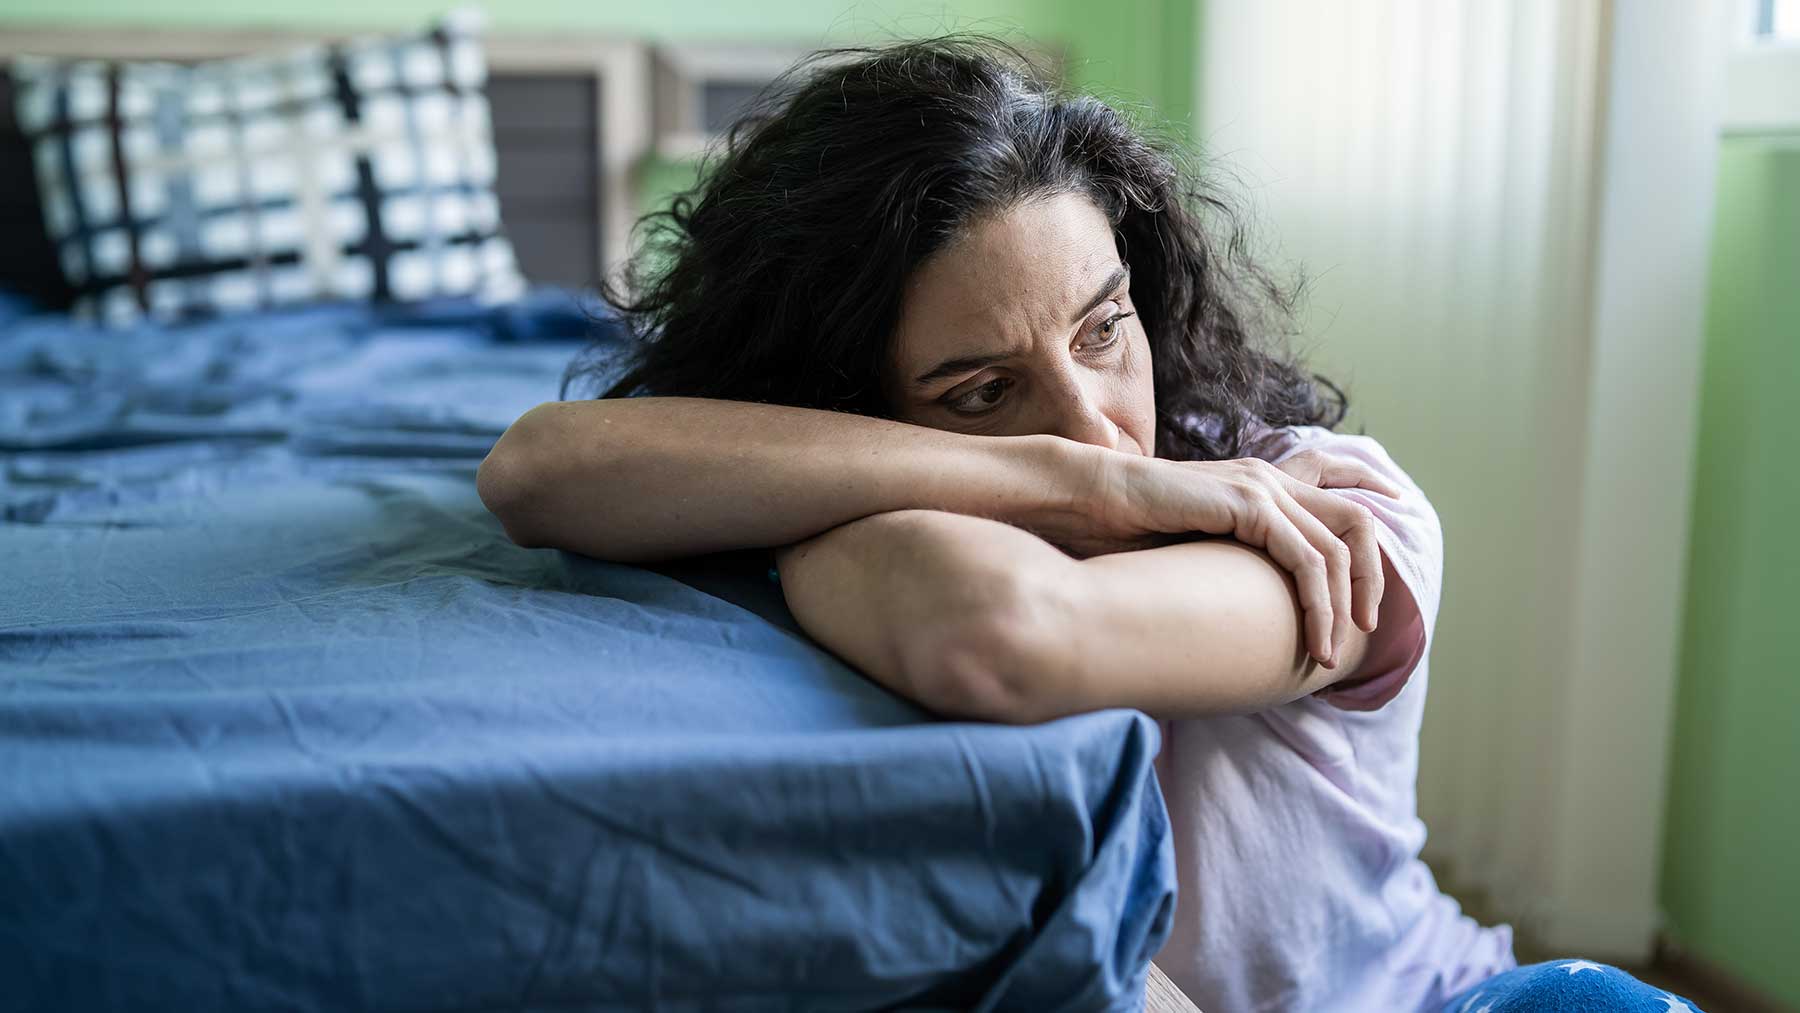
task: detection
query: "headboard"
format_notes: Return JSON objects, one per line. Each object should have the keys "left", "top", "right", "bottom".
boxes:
{"left": 0, "top": 25, "right": 651, "bottom": 310}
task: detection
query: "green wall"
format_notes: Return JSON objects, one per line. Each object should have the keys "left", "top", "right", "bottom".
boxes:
{"left": 1660, "top": 136, "right": 1800, "bottom": 1007}
{"left": 0, "top": 0, "right": 1194, "bottom": 130}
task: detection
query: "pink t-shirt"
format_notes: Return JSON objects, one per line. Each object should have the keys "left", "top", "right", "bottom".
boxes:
{"left": 1153, "top": 426, "right": 1515, "bottom": 1012}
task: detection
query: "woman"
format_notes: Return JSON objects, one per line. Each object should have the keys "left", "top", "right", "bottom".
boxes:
{"left": 480, "top": 38, "right": 1698, "bottom": 1013}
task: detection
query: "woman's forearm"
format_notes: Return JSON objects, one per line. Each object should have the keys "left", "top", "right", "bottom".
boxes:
{"left": 1053, "top": 540, "right": 1375, "bottom": 717}
{"left": 777, "top": 510, "right": 1385, "bottom": 723}
{"left": 477, "top": 397, "right": 1095, "bottom": 562}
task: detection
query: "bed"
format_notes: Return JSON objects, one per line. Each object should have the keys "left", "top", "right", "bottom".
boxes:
{"left": 0, "top": 22, "right": 1184, "bottom": 1012}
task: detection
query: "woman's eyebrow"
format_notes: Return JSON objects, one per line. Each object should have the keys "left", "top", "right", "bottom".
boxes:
{"left": 1068, "top": 264, "right": 1130, "bottom": 325}
{"left": 912, "top": 265, "right": 1131, "bottom": 390}
{"left": 913, "top": 351, "right": 1011, "bottom": 388}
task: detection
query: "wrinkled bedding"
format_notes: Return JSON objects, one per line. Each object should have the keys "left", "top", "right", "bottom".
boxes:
{"left": 0, "top": 293, "right": 1174, "bottom": 1011}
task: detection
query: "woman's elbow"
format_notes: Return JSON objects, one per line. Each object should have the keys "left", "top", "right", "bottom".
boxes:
{"left": 899, "top": 571, "right": 1074, "bottom": 725}
{"left": 478, "top": 453, "right": 542, "bottom": 548}
{"left": 478, "top": 405, "right": 564, "bottom": 548}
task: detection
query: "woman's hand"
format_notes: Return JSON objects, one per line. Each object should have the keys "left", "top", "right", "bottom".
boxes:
{"left": 1039, "top": 444, "right": 1401, "bottom": 669}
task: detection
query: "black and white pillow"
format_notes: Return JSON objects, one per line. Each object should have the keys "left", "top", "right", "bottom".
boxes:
{"left": 10, "top": 11, "right": 525, "bottom": 325}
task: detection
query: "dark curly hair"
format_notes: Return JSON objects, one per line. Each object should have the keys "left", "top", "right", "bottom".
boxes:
{"left": 564, "top": 36, "right": 1344, "bottom": 461}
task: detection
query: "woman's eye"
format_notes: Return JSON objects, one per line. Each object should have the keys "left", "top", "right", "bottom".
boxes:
{"left": 1083, "top": 308, "right": 1136, "bottom": 350}
{"left": 947, "top": 377, "right": 1012, "bottom": 415}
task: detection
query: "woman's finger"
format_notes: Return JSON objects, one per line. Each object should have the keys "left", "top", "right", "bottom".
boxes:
{"left": 1236, "top": 484, "right": 1335, "bottom": 666}
{"left": 1289, "top": 480, "right": 1385, "bottom": 633}
{"left": 1274, "top": 486, "right": 1352, "bottom": 664}
{"left": 1277, "top": 449, "right": 1403, "bottom": 498}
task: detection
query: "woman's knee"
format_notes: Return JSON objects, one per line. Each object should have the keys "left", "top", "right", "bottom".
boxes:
{"left": 1442, "top": 959, "right": 1702, "bottom": 1012}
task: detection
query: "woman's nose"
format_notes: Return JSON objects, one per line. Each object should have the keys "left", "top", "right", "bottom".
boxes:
{"left": 1050, "top": 381, "right": 1122, "bottom": 451}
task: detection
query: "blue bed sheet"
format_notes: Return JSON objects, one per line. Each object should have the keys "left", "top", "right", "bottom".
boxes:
{"left": 0, "top": 292, "right": 1175, "bottom": 1011}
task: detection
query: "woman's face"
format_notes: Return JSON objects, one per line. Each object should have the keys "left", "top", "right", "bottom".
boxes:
{"left": 887, "top": 191, "right": 1157, "bottom": 456}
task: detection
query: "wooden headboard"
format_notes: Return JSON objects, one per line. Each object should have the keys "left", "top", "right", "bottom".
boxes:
{"left": 0, "top": 25, "right": 651, "bottom": 309}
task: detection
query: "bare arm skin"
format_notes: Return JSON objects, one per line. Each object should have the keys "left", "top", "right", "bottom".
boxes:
{"left": 776, "top": 509, "right": 1406, "bottom": 723}
{"left": 477, "top": 398, "right": 1092, "bottom": 562}
{"left": 479, "top": 398, "right": 1396, "bottom": 666}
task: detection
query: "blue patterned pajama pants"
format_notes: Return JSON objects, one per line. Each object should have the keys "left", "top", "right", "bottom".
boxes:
{"left": 1440, "top": 960, "right": 1705, "bottom": 1012}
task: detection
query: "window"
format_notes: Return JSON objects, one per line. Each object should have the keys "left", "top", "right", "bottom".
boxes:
{"left": 1731, "top": 0, "right": 1800, "bottom": 133}
{"left": 1755, "top": 0, "right": 1800, "bottom": 40}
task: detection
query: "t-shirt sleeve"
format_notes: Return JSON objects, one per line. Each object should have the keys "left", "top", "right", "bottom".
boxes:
{"left": 1257, "top": 427, "right": 1444, "bottom": 711}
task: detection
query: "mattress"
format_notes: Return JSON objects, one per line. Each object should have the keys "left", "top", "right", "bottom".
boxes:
{"left": 0, "top": 292, "right": 1175, "bottom": 1011}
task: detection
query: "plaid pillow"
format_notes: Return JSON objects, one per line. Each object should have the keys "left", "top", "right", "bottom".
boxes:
{"left": 10, "top": 12, "right": 525, "bottom": 325}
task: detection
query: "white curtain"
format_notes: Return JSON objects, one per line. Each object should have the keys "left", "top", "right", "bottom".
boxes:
{"left": 1195, "top": 0, "right": 1621, "bottom": 946}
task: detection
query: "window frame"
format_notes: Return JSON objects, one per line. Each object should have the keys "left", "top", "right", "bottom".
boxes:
{"left": 1729, "top": 0, "right": 1800, "bottom": 134}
